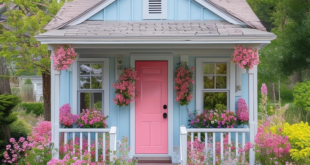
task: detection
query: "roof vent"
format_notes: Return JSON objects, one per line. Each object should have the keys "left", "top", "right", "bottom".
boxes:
{"left": 143, "top": 0, "right": 167, "bottom": 19}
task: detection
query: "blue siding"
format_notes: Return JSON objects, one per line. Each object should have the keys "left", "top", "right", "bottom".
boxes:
{"left": 59, "top": 55, "right": 249, "bottom": 146}
{"left": 87, "top": 0, "right": 223, "bottom": 21}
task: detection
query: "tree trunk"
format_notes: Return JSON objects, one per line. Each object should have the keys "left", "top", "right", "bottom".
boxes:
{"left": 272, "top": 83, "right": 277, "bottom": 108}
{"left": 292, "top": 71, "right": 302, "bottom": 84}
{"left": 2, "top": 125, "right": 11, "bottom": 142}
{"left": 278, "top": 79, "right": 281, "bottom": 106}
{"left": 42, "top": 73, "right": 51, "bottom": 121}
{"left": 0, "top": 57, "right": 11, "bottom": 95}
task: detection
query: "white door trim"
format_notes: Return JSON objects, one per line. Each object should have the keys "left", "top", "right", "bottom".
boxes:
{"left": 130, "top": 56, "right": 173, "bottom": 157}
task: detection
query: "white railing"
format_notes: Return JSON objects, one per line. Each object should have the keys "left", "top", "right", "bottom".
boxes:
{"left": 180, "top": 126, "right": 252, "bottom": 165}
{"left": 55, "top": 127, "right": 117, "bottom": 162}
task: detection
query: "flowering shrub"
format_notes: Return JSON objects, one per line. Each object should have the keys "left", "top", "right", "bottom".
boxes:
{"left": 76, "top": 109, "right": 108, "bottom": 128}
{"left": 188, "top": 109, "right": 237, "bottom": 128}
{"left": 174, "top": 61, "right": 194, "bottom": 106}
{"left": 51, "top": 45, "right": 78, "bottom": 71}
{"left": 27, "top": 121, "right": 52, "bottom": 147}
{"left": 255, "top": 120, "right": 291, "bottom": 164}
{"left": 236, "top": 98, "right": 249, "bottom": 125}
{"left": 112, "top": 68, "right": 137, "bottom": 106}
{"left": 48, "top": 154, "right": 87, "bottom": 165}
{"left": 187, "top": 138, "right": 206, "bottom": 165}
{"left": 282, "top": 122, "right": 310, "bottom": 163}
{"left": 260, "top": 83, "right": 268, "bottom": 115}
{"left": 232, "top": 45, "right": 260, "bottom": 70}
{"left": 59, "top": 103, "right": 78, "bottom": 128}
{"left": 111, "top": 136, "right": 136, "bottom": 165}
{"left": 2, "top": 137, "right": 32, "bottom": 164}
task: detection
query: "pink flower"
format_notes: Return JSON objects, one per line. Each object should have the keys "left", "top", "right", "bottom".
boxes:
{"left": 236, "top": 98, "right": 249, "bottom": 123}
{"left": 261, "top": 83, "right": 267, "bottom": 95}
{"left": 232, "top": 45, "right": 260, "bottom": 70}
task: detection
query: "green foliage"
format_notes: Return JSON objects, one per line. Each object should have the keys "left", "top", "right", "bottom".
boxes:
{"left": 24, "top": 144, "right": 54, "bottom": 165}
{"left": 9, "top": 118, "right": 32, "bottom": 139}
{"left": 0, "top": 94, "right": 20, "bottom": 125}
{"left": 280, "top": 84, "right": 294, "bottom": 102}
{"left": 24, "top": 78, "right": 32, "bottom": 85}
{"left": 21, "top": 102, "right": 44, "bottom": 116}
{"left": 293, "top": 81, "right": 310, "bottom": 111}
{"left": 0, "top": 0, "right": 67, "bottom": 75}
{"left": 215, "top": 104, "right": 227, "bottom": 111}
{"left": 10, "top": 87, "right": 20, "bottom": 96}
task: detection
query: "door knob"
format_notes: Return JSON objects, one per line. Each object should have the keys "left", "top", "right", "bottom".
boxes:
{"left": 163, "top": 113, "right": 167, "bottom": 119}
{"left": 163, "top": 105, "right": 167, "bottom": 109}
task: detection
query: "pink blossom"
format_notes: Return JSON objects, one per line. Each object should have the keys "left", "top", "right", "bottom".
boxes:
{"left": 51, "top": 45, "right": 77, "bottom": 71}
{"left": 236, "top": 98, "right": 249, "bottom": 123}
{"left": 232, "top": 45, "right": 260, "bottom": 70}
{"left": 261, "top": 83, "right": 267, "bottom": 95}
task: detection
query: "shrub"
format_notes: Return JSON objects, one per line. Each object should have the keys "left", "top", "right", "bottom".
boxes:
{"left": 282, "top": 122, "right": 310, "bottom": 164}
{"left": 21, "top": 102, "right": 44, "bottom": 116}
{"left": 9, "top": 118, "right": 32, "bottom": 140}
{"left": 280, "top": 85, "right": 293, "bottom": 103}
{"left": 76, "top": 109, "right": 108, "bottom": 128}
{"left": 10, "top": 87, "right": 20, "bottom": 97}
{"left": 24, "top": 78, "right": 32, "bottom": 85}
{"left": 20, "top": 84, "right": 35, "bottom": 102}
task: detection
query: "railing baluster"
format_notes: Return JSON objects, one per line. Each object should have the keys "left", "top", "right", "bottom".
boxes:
{"left": 80, "top": 132, "right": 82, "bottom": 160}
{"left": 88, "top": 132, "right": 91, "bottom": 153}
{"left": 236, "top": 132, "right": 239, "bottom": 157}
{"left": 205, "top": 132, "right": 208, "bottom": 160}
{"left": 64, "top": 132, "right": 67, "bottom": 145}
{"left": 220, "top": 132, "right": 223, "bottom": 161}
{"left": 191, "top": 132, "right": 194, "bottom": 151}
{"left": 95, "top": 132, "right": 98, "bottom": 162}
{"left": 242, "top": 132, "right": 245, "bottom": 163}
{"left": 103, "top": 133, "right": 106, "bottom": 161}
{"left": 228, "top": 132, "right": 231, "bottom": 160}
{"left": 198, "top": 132, "right": 201, "bottom": 141}
{"left": 73, "top": 133, "right": 75, "bottom": 155}
{"left": 212, "top": 132, "right": 216, "bottom": 165}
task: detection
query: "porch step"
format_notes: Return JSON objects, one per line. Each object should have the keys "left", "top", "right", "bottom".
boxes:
{"left": 134, "top": 157, "right": 177, "bottom": 164}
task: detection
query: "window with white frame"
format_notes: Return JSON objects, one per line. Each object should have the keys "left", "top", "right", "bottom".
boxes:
{"left": 196, "top": 58, "right": 234, "bottom": 112}
{"left": 78, "top": 63, "right": 104, "bottom": 113}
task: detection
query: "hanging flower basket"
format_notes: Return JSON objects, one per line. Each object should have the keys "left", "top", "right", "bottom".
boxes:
{"left": 112, "top": 68, "right": 137, "bottom": 107}
{"left": 232, "top": 45, "right": 260, "bottom": 70}
{"left": 51, "top": 45, "right": 78, "bottom": 71}
{"left": 174, "top": 61, "right": 195, "bottom": 106}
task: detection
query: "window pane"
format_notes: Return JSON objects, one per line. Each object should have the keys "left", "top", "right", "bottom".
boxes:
{"left": 91, "top": 76, "right": 102, "bottom": 89}
{"left": 216, "top": 63, "right": 227, "bottom": 74}
{"left": 80, "top": 76, "right": 90, "bottom": 89}
{"left": 80, "top": 92, "right": 103, "bottom": 113}
{"left": 203, "top": 92, "right": 227, "bottom": 110}
{"left": 203, "top": 63, "right": 215, "bottom": 74}
{"left": 203, "top": 76, "right": 215, "bottom": 89}
{"left": 91, "top": 64, "right": 103, "bottom": 75}
{"left": 80, "top": 64, "right": 91, "bottom": 75}
{"left": 216, "top": 76, "right": 227, "bottom": 89}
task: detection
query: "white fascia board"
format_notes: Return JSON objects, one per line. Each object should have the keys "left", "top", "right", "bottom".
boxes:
{"left": 68, "top": 0, "right": 116, "bottom": 26}
{"left": 38, "top": 40, "right": 272, "bottom": 44}
{"left": 194, "top": 0, "right": 244, "bottom": 25}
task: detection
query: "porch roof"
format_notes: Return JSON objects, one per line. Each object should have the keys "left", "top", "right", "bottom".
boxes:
{"left": 36, "top": 21, "right": 276, "bottom": 44}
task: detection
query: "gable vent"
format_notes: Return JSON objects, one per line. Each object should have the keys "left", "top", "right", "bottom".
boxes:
{"left": 143, "top": 0, "right": 167, "bottom": 19}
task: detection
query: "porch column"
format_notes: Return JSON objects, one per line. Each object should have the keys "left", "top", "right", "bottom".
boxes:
{"left": 247, "top": 69, "right": 255, "bottom": 164}
{"left": 50, "top": 47, "right": 61, "bottom": 159}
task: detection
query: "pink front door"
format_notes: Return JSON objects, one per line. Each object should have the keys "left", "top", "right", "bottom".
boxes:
{"left": 135, "top": 61, "right": 168, "bottom": 154}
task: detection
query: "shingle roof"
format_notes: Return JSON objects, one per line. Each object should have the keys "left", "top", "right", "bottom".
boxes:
{"left": 205, "top": 0, "right": 266, "bottom": 31}
{"left": 36, "top": 21, "right": 276, "bottom": 43}
{"left": 45, "top": 0, "right": 266, "bottom": 31}
{"left": 44, "top": 0, "right": 106, "bottom": 31}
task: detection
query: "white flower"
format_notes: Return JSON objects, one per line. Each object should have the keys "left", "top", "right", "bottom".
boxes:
{"left": 211, "top": 121, "right": 214, "bottom": 124}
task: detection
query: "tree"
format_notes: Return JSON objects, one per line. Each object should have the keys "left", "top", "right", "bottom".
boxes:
{"left": 0, "top": 0, "right": 67, "bottom": 121}
{"left": 0, "top": 94, "right": 20, "bottom": 141}
{"left": 293, "top": 81, "right": 310, "bottom": 120}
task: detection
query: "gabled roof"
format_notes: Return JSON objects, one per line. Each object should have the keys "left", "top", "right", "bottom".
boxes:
{"left": 36, "top": 20, "right": 276, "bottom": 44}
{"left": 202, "top": 0, "right": 265, "bottom": 31}
{"left": 45, "top": 0, "right": 266, "bottom": 31}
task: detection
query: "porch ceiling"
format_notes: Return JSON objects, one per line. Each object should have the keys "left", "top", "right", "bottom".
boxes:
{"left": 36, "top": 21, "right": 276, "bottom": 44}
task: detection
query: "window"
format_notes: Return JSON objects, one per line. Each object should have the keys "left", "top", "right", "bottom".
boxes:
{"left": 196, "top": 58, "right": 235, "bottom": 112}
{"left": 78, "top": 63, "right": 104, "bottom": 113}
{"left": 143, "top": 0, "right": 167, "bottom": 19}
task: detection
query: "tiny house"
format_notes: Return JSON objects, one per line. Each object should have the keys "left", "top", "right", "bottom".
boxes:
{"left": 35, "top": 0, "right": 276, "bottom": 164}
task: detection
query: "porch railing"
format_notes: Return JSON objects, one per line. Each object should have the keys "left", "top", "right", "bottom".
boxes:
{"left": 180, "top": 126, "right": 252, "bottom": 165}
{"left": 54, "top": 127, "right": 117, "bottom": 162}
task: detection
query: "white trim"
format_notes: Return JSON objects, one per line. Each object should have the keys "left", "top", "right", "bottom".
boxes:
{"left": 194, "top": 0, "right": 243, "bottom": 25}
{"left": 143, "top": 0, "right": 167, "bottom": 19}
{"left": 72, "top": 56, "right": 79, "bottom": 115}
{"left": 129, "top": 55, "right": 173, "bottom": 158}
{"left": 196, "top": 58, "right": 235, "bottom": 112}
{"left": 74, "top": 58, "right": 110, "bottom": 117}
{"left": 68, "top": 0, "right": 116, "bottom": 26}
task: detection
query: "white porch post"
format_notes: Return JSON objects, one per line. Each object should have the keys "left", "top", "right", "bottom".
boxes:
{"left": 248, "top": 69, "right": 255, "bottom": 164}
{"left": 50, "top": 47, "right": 61, "bottom": 159}
{"left": 109, "top": 126, "right": 117, "bottom": 162}
{"left": 180, "top": 126, "right": 187, "bottom": 165}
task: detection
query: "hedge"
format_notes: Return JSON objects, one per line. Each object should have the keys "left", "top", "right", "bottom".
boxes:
{"left": 21, "top": 102, "right": 44, "bottom": 116}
